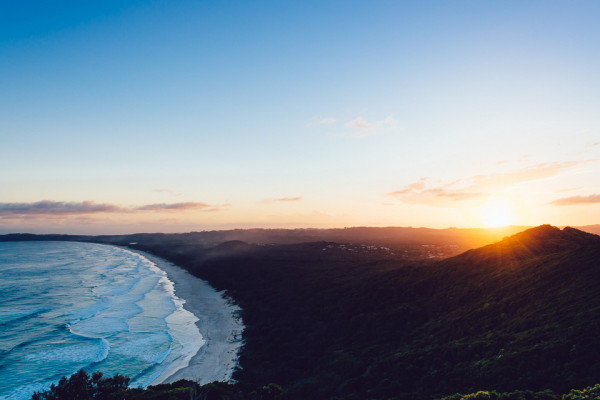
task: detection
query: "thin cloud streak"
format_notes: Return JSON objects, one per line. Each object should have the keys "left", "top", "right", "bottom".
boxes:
{"left": 0, "top": 200, "right": 227, "bottom": 217}
{"left": 136, "top": 202, "right": 213, "bottom": 211}
{"left": 389, "top": 160, "right": 597, "bottom": 207}
{"left": 345, "top": 115, "right": 398, "bottom": 136}
{"left": 260, "top": 196, "right": 303, "bottom": 204}
{"left": 388, "top": 178, "right": 428, "bottom": 195}
{"left": 309, "top": 113, "right": 399, "bottom": 136}
{"left": 0, "top": 201, "right": 125, "bottom": 215}
{"left": 550, "top": 194, "right": 600, "bottom": 205}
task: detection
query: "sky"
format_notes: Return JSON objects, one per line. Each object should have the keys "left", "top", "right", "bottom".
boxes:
{"left": 1, "top": 0, "right": 599, "bottom": 234}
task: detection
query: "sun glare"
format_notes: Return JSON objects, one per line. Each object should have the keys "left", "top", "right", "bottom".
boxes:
{"left": 480, "top": 199, "right": 516, "bottom": 228}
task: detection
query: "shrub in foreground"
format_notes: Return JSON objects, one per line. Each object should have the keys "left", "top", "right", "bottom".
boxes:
{"left": 31, "top": 370, "right": 284, "bottom": 400}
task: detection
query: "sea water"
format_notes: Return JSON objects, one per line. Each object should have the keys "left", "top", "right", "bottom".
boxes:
{"left": 0, "top": 241, "right": 204, "bottom": 400}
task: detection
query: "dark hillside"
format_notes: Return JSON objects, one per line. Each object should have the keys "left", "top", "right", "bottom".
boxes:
{"left": 397, "top": 226, "right": 600, "bottom": 396}
{"left": 0, "top": 225, "right": 529, "bottom": 260}
{"left": 123, "top": 226, "right": 600, "bottom": 399}
{"left": 452, "top": 225, "right": 600, "bottom": 267}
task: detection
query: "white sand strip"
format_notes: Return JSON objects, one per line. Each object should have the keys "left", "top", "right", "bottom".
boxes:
{"left": 129, "top": 249, "right": 244, "bottom": 385}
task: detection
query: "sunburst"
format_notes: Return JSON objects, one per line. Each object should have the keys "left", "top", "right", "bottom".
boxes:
{"left": 480, "top": 199, "right": 516, "bottom": 227}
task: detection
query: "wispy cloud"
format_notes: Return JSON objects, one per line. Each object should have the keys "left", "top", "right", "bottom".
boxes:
{"left": 345, "top": 117, "right": 371, "bottom": 130}
{"left": 388, "top": 178, "right": 428, "bottom": 195}
{"left": 136, "top": 202, "right": 214, "bottom": 211}
{"left": 0, "top": 201, "right": 125, "bottom": 215}
{"left": 309, "top": 114, "right": 399, "bottom": 136}
{"left": 345, "top": 115, "right": 398, "bottom": 136}
{"left": 316, "top": 117, "right": 337, "bottom": 124}
{"left": 550, "top": 194, "right": 600, "bottom": 206}
{"left": 260, "top": 196, "right": 303, "bottom": 204}
{"left": 0, "top": 200, "right": 228, "bottom": 217}
{"left": 388, "top": 180, "right": 482, "bottom": 206}
{"left": 389, "top": 160, "right": 596, "bottom": 207}
{"left": 137, "top": 201, "right": 229, "bottom": 212}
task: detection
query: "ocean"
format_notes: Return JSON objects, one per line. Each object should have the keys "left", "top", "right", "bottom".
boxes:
{"left": 0, "top": 241, "right": 204, "bottom": 400}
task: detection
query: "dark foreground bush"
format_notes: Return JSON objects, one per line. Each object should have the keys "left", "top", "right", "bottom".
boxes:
{"left": 32, "top": 370, "right": 130, "bottom": 400}
{"left": 438, "top": 385, "right": 600, "bottom": 400}
{"left": 30, "top": 369, "right": 600, "bottom": 400}
{"left": 31, "top": 370, "right": 284, "bottom": 400}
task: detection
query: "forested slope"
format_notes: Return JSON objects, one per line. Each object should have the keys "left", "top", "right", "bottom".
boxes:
{"left": 128, "top": 225, "right": 600, "bottom": 400}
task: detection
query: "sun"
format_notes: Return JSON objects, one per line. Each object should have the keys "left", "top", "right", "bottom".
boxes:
{"left": 480, "top": 199, "right": 516, "bottom": 228}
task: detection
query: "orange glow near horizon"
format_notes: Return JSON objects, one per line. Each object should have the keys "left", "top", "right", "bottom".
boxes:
{"left": 479, "top": 199, "right": 517, "bottom": 228}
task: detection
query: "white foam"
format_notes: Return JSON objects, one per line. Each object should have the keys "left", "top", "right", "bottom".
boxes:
{"left": 68, "top": 317, "right": 130, "bottom": 338}
{"left": 111, "top": 332, "right": 172, "bottom": 364}
{"left": 124, "top": 249, "right": 245, "bottom": 386}
{"left": 24, "top": 339, "right": 110, "bottom": 364}
{"left": 116, "top": 249, "right": 206, "bottom": 385}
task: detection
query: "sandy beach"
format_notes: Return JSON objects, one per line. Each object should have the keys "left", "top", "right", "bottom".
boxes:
{"left": 129, "top": 249, "right": 244, "bottom": 385}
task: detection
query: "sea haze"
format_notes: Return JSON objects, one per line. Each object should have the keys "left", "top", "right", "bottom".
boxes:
{"left": 0, "top": 241, "right": 204, "bottom": 400}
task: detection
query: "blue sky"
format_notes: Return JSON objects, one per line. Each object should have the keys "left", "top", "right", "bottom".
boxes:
{"left": 1, "top": 0, "right": 599, "bottom": 233}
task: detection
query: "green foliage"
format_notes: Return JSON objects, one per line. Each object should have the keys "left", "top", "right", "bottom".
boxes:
{"left": 131, "top": 379, "right": 199, "bottom": 400}
{"left": 31, "top": 370, "right": 130, "bottom": 400}
{"left": 30, "top": 372, "right": 284, "bottom": 400}
{"left": 438, "top": 389, "right": 561, "bottom": 400}
{"left": 438, "top": 394, "right": 465, "bottom": 400}
{"left": 564, "top": 384, "right": 600, "bottom": 400}
{"left": 250, "top": 383, "right": 284, "bottom": 400}
{"left": 462, "top": 391, "right": 500, "bottom": 400}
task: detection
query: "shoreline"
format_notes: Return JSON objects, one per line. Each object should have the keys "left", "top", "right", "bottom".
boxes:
{"left": 125, "top": 248, "right": 244, "bottom": 385}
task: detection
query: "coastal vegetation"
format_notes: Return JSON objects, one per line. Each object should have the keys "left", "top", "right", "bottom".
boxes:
{"left": 30, "top": 370, "right": 600, "bottom": 400}
{"left": 2, "top": 225, "right": 600, "bottom": 399}
{"left": 121, "top": 226, "right": 600, "bottom": 400}
{"left": 31, "top": 369, "right": 284, "bottom": 400}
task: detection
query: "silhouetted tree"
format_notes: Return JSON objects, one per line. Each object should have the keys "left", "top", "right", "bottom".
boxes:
{"left": 32, "top": 370, "right": 130, "bottom": 400}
